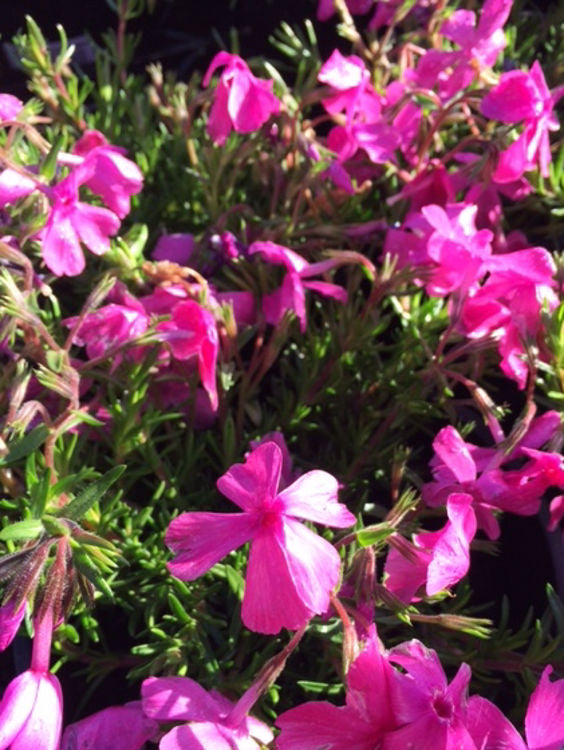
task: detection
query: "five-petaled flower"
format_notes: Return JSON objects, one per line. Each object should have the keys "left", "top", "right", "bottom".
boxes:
{"left": 166, "top": 440, "right": 355, "bottom": 634}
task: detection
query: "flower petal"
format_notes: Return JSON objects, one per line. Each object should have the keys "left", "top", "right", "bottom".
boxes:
{"left": 278, "top": 470, "right": 354, "bottom": 527}
{"left": 142, "top": 676, "right": 222, "bottom": 722}
{"left": 217, "top": 442, "right": 282, "bottom": 512}
{"left": 166, "top": 512, "right": 258, "bottom": 580}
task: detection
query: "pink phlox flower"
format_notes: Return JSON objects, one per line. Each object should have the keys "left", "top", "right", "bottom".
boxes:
{"left": 156, "top": 299, "right": 219, "bottom": 411}
{"left": 383, "top": 203, "right": 493, "bottom": 297}
{"left": 248, "top": 241, "right": 348, "bottom": 332}
{"left": 0, "top": 670, "right": 63, "bottom": 750}
{"left": 415, "top": 0, "right": 512, "bottom": 100}
{"left": 423, "top": 414, "right": 562, "bottom": 539}
{"left": 482, "top": 61, "right": 564, "bottom": 177}
{"left": 64, "top": 303, "right": 149, "bottom": 362}
{"left": 61, "top": 702, "right": 158, "bottom": 750}
{"left": 318, "top": 50, "right": 382, "bottom": 122}
{"left": 72, "top": 129, "right": 143, "bottom": 218}
{"left": 383, "top": 640, "right": 476, "bottom": 749}
{"left": 202, "top": 52, "right": 280, "bottom": 145}
{"left": 0, "top": 600, "right": 25, "bottom": 652}
{"left": 0, "top": 93, "right": 24, "bottom": 121}
{"left": 384, "top": 492, "right": 477, "bottom": 602}
{"left": 141, "top": 675, "right": 274, "bottom": 750}
{"left": 459, "top": 247, "right": 557, "bottom": 387}
{"left": 41, "top": 166, "right": 121, "bottom": 276}
{"left": 276, "top": 625, "right": 396, "bottom": 749}
{"left": 166, "top": 441, "right": 355, "bottom": 634}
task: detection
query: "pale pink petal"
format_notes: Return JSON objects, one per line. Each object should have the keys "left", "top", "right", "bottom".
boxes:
{"left": 0, "top": 94, "right": 24, "bottom": 121}
{"left": 166, "top": 512, "right": 258, "bottom": 580}
{"left": 0, "top": 168, "right": 37, "bottom": 207}
{"left": 242, "top": 525, "right": 314, "bottom": 634}
{"left": 318, "top": 50, "right": 366, "bottom": 90}
{"left": 276, "top": 702, "right": 379, "bottom": 749}
{"left": 466, "top": 695, "right": 527, "bottom": 750}
{"left": 160, "top": 723, "right": 232, "bottom": 750}
{"left": 61, "top": 704, "right": 158, "bottom": 749}
{"left": 141, "top": 676, "right": 222, "bottom": 722}
{"left": 217, "top": 441, "right": 282, "bottom": 512}
{"left": 278, "top": 470, "right": 354, "bottom": 527}
{"left": 525, "top": 666, "right": 564, "bottom": 750}
{"left": 433, "top": 427, "right": 477, "bottom": 483}
{"left": 10, "top": 673, "right": 63, "bottom": 750}
{"left": 0, "top": 671, "right": 37, "bottom": 746}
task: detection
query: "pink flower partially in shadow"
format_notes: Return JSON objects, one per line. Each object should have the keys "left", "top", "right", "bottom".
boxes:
{"left": 248, "top": 241, "right": 350, "bottom": 332}
{"left": 142, "top": 676, "right": 273, "bottom": 750}
{"left": 203, "top": 52, "right": 280, "bottom": 145}
{"left": 61, "top": 703, "right": 158, "bottom": 750}
{"left": 166, "top": 441, "right": 355, "bottom": 634}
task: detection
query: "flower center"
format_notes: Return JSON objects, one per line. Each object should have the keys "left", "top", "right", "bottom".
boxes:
{"left": 432, "top": 692, "right": 454, "bottom": 721}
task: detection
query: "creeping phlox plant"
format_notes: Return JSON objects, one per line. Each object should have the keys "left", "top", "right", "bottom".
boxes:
{"left": 0, "top": 0, "right": 564, "bottom": 747}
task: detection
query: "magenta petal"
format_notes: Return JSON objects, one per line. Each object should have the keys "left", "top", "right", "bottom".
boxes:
{"left": 277, "top": 470, "right": 354, "bottom": 527}
{"left": 217, "top": 441, "right": 283, "bottom": 512}
{"left": 0, "top": 600, "right": 25, "bottom": 651}
{"left": 72, "top": 202, "right": 120, "bottom": 256}
{"left": 242, "top": 526, "right": 314, "bottom": 634}
{"left": 42, "top": 212, "right": 85, "bottom": 276}
{"left": 276, "top": 702, "right": 378, "bottom": 750}
{"left": 382, "top": 713, "right": 449, "bottom": 750}
{"left": 482, "top": 71, "right": 538, "bottom": 123}
{"left": 466, "top": 695, "right": 527, "bottom": 750}
{"left": 166, "top": 512, "right": 258, "bottom": 580}
{"left": 207, "top": 78, "right": 233, "bottom": 145}
{"left": 152, "top": 233, "right": 195, "bottom": 264}
{"left": 142, "top": 676, "right": 222, "bottom": 722}
{"left": 301, "top": 280, "right": 348, "bottom": 303}
{"left": 61, "top": 704, "right": 158, "bottom": 749}
{"left": 281, "top": 517, "right": 341, "bottom": 614}
{"left": 525, "top": 666, "right": 564, "bottom": 750}
{"left": 433, "top": 427, "right": 477, "bottom": 483}
{"left": 346, "top": 629, "right": 395, "bottom": 730}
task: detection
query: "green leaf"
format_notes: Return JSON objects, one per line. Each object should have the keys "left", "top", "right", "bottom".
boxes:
{"left": 57, "top": 465, "right": 126, "bottom": 521}
{"left": 356, "top": 523, "right": 393, "bottom": 548}
{"left": 0, "top": 519, "right": 43, "bottom": 542}
{"left": 0, "top": 425, "right": 50, "bottom": 466}
{"left": 72, "top": 546, "right": 114, "bottom": 598}
{"left": 40, "top": 135, "right": 64, "bottom": 182}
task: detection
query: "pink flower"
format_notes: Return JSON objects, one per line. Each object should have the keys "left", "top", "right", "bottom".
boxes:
{"left": 423, "top": 413, "right": 563, "bottom": 539}
{"left": 482, "top": 61, "right": 564, "bottom": 178}
{"left": 142, "top": 675, "right": 273, "bottom": 750}
{"left": 384, "top": 493, "right": 477, "bottom": 602}
{"left": 156, "top": 299, "right": 219, "bottom": 411}
{"left": 317, "top": 0, "right": 373, "bottom": 22}
{"left": 166, "top": 441, "right": 355, "bottom": 634}
{"left": 248, "top": 241, "right": 349, "bottom": 332}
{"left": 0, "top": 168, "right": 38, "bottom": 208}
{"left": 276, "top": 626, "right": 396, "bottom": 749}
{"left": 151, "top": 233, "right": 195, "bottom": 265}
{"left": 0, "top": 94, "right": 24, "bottom": 121}
{"left": 383, "top": 640, "right": 476, "bottom": 749}
{"left": 202, "top": 52, "right": 280, "bottom": 145}
{"left": 41, "top": 167, "right": 121, "bottom": 276}
{"left": 61, "top": 703, "right": 158, "bottom": 750}
{"left": 72, "top": 129, "right": 143, "bottom": 218}
{"left": 415, "top": 0, "right": 512, "bottom": 100}
{"left": 0, "top": 670, "right": 63, "bottom": 750}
